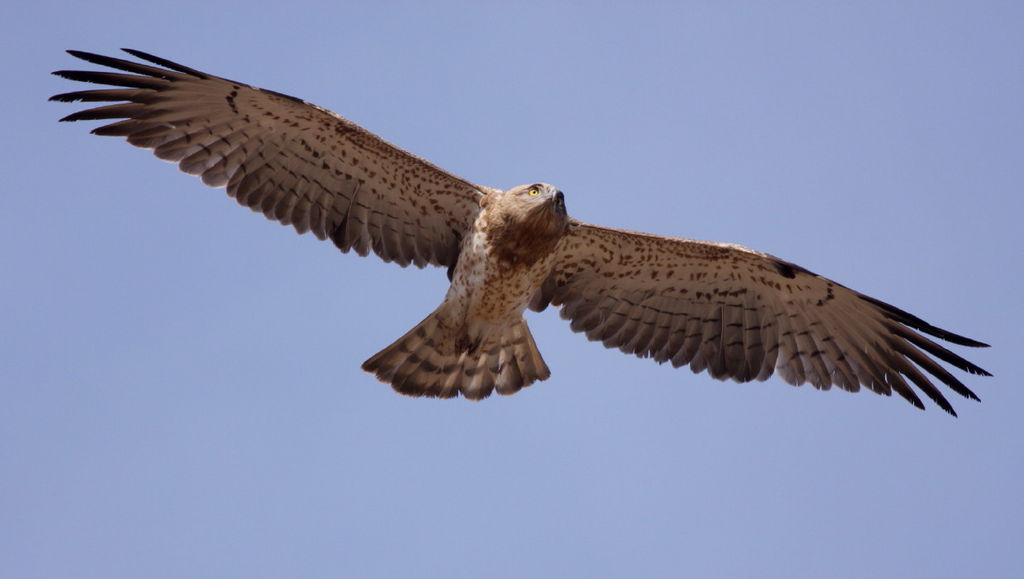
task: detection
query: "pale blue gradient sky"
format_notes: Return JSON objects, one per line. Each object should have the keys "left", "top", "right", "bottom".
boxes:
{"left": 3, "top": 2, "right": 1021, "bottom": 578}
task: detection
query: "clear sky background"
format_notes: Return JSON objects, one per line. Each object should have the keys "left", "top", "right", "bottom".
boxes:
{"left": 3, "top": 2, "right": 1021, "bottom": 578}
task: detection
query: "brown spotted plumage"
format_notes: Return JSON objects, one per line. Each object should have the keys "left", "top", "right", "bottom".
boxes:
{"left": 52, "top": 50, "right": 991, "bottom": 414}
{"left": 362, "top": 184, "right": 567, "bottom": 399}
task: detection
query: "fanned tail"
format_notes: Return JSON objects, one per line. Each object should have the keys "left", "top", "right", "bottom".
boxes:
{"left": 361, "top": 310, "right": 550, "bottom": 400}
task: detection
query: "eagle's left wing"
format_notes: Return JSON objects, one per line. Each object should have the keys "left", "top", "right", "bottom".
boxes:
{"left": 51, "top": 49, "right": 492, "bottom": 269}
{"left": 531, "top": 220, "right": 990, "bottom": 415}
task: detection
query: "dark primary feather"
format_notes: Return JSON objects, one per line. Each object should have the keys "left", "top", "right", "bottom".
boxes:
{"left": 51, "top": 49, "right": 490, "bottom": 269}
{"left": 533, "top": 221, "right": 990, "bottom": 416}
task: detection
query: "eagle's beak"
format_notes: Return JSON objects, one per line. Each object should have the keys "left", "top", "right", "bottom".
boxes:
{"left": 554, "top": 190, "right": 566, "bottom": 215}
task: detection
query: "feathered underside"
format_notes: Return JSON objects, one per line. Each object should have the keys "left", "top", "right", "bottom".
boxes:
{"left": 52, "top": 50, "right": 991, "bottom": 415}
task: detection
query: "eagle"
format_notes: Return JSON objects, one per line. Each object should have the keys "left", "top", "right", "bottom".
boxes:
{"left": 51, "top": 49, "right": 990, "bottom": 415}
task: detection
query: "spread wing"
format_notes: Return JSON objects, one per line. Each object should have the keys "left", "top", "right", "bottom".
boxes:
{"left": 531, "top": 221, "right": 991, "bottom": 415}
{"left": 51, "top": 49, "right": 493, "bottom": 268}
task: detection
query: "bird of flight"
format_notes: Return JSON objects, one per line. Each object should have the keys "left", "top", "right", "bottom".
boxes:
{"left": 51, "top": 49, "right": 990, "bottom": 415}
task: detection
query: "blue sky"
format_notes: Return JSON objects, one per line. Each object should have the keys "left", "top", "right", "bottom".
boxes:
{"left": 3, "top": 2, "right": 1021, "bottom": 577}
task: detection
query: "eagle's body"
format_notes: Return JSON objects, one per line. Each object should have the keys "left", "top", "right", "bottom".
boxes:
{"left": 453, "top": 185, "right": 568, "bottom": 327}
{"left": 52, "top": 49, "right": 991, "bottom": 415}
{"left": 364, "top": 184, "right": 569, "bottom": 399}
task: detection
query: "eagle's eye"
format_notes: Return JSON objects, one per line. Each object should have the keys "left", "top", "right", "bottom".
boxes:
{"left": 527, "top": 187, "right": 541, "bottom": 196}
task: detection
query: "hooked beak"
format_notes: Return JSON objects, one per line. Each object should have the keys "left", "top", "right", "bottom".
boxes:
{"left": 553, "top": 190, "right": 566, "bottom": 216}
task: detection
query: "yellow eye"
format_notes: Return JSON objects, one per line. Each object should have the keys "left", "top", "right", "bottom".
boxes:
{"left": 528, "top": 187, "right": 540, "bottom": 196}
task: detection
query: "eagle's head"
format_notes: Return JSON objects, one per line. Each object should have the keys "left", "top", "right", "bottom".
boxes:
{"left": 496, "top": 182, "right": 567, "bottom": 218}
{"left": 480, "top": 183, "right": 569, "bottom": 266}
{"left": 498, "top": 182, "right": 568, "bottom": 232}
